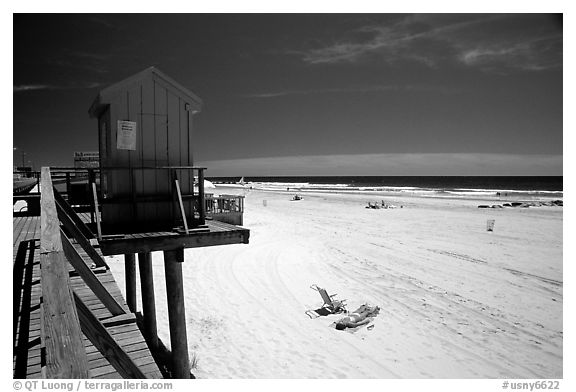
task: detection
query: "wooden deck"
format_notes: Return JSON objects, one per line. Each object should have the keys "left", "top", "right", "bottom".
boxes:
{"left": 81, "top": 215, "right": 250, "bottom": 256}
{"left": 13, "top": 216, "right": 163, "bottom": 379}
{"left": 15, "top": 167, "right": 251, "bottom": 379}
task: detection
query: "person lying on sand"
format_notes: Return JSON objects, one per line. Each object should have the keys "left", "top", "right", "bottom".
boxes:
{"left": 335, "top": 304, "right": 380, "bottom": 330}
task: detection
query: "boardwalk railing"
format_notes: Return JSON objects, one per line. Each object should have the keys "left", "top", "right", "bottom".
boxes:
{"left": 51, "top": 168, "right": 99, "bottom": 221}
{"left": 39, "top": 167, "right": 90, "bottom": 378}
{"left": 38, "top": 167, "right": 150, "bottom": 379}
{"left": 48, "top": 167, "right": 99, "bottom": 197}
{"left": 13, "top": 170, "right": 40, "bottom": 195}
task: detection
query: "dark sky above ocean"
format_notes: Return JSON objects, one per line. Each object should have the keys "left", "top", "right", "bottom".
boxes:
{"left": 13, "top": 13, "right": 562, "bottom": 175}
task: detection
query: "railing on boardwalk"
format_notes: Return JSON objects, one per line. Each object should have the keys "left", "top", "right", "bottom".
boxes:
{"left": 39, "top": 167, "right": 90, "bottom": 378}
{"left": 16, "top": 166, "right": 244, "bottom": 228}
{"left": 38, "top": 167, "right": 149, "bottom": 378}
{"left": 13, "top": 170, "right": 40, "bottom": 194}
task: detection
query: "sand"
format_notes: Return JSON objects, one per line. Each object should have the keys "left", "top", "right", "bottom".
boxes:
{"left": 107, "top": 188, "right": 563, "bottom": 379}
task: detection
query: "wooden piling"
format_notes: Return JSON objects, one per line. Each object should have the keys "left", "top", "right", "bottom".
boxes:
{"left": 138, "top": 252, "right": 158, "bottom": 351}
{"left": 124, "top": 253, "right": 137, "bottom": 312}
{"left": 163, "top": 248, "right": 190, "bottom": 379}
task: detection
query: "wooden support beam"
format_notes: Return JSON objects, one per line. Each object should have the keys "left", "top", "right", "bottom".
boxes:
{"left": 163, "top": 249, "right": 190, "bottom": 379}
{"left": 73, "top": 291, "right": 147, "bottom": 379}
{"left": 40, "top": 167, "right": 89, "bottom": 378}
{"left": 174, "top": 179, "right": 189, "bottom": 234}
{"left": 53, "top": 186, "right": 94, "bottom": 239}
{"left": 56, "top": 199, "right": 108, "bottom": 268}
{"left": 60, "top": 229, "right": 127, "bottom": 316}
{"left": 99, "top": 225, "right": 250, "bottom": 256}
{"left": 125, "top": 254, "right": 137, "bottom": 312}
{"left": 92, "top": 182, "right": 102, "bottom": 240}
{"left": 138, "top": 252, "right": 159, "bottom": 351}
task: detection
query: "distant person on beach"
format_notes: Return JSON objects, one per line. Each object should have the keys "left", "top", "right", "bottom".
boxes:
{"left": 335, "top": 304, "right": 380, "bottom": 330}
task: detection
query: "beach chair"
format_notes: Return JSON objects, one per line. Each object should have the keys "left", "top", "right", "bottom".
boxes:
{"left": 310, "top": 284, "right": 346, "bottom": 313}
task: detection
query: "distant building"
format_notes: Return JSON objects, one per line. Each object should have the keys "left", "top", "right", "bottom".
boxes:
{"left": 74, "top": 151, "right": 99, "bottom": 169}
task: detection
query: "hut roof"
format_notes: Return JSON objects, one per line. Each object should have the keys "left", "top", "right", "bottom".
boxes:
{"left": 88, "top": 66, "right": 203, "bottom": 118}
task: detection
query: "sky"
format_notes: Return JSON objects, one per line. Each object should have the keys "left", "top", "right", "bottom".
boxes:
{"left": 12, "top": 13, "right": 563, "bottom": 176}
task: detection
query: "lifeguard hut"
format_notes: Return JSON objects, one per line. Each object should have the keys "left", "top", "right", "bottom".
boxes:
{"left": 89, "top": 66, "right": 205, "bottom": 234}
{"left": 88, "top": 67, "right": 249, "bottom": 378}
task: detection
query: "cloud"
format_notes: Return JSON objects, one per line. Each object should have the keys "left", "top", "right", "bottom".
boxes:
{"left": 297, "top": 15, "right": 497, "bottom": 65}
{"left": 45, "top": 55, "right": 110, "bottom": 74}
{"left": 197, "top": 153, "right": 562, "bottom": 177}
{"left": 13, "top": 82, "right": 101, "bottom": 93}
{"left": 294, "top": 14, "right": 562, "bottom": 72}
{"left": 13, "top": 85, "right": 51, "bottom": 92}
{"left": 457, "top": 34, "right": 562, "bottom": 72}
{"left": 243, "top": 84, "right": 405, "bottom": 98}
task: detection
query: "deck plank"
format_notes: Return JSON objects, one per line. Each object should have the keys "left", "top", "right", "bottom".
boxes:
{"left": 13, "top": 216, "right": 30, "bottom": 248}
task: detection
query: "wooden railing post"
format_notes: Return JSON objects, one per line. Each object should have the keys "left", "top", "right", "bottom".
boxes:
{"left": 163, "top": 248, "right": 190, "bottom": 379}
{"left": 65, "top": 172, "right": 71, "bottom": 195}
{"left": 198, "top": 168, "right": 205, "bottom": 225}
{"left": 88, "top": 169, "right": 95, "bottom": 223}
{"left": 88, "top": 168, "right": 96, "bottom": 187}
{"left": 39, "top": 167, "right": 89, "bottom": 378}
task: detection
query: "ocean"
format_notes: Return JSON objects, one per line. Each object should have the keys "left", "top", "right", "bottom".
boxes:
{"left": 208, "top": 176, "right": 563, "bottom": 199}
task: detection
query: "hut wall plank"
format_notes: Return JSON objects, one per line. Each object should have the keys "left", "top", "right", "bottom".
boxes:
{"left": 167, "top": 91, "right": 182, "bottom": 223}
{"left": 125, "top": 85, "right": 141, "bottom": 222}
{"left": 103, "top": 98, "right": 122, "bottom": 225}
{"left": 139, "top": 77, "right": 157, "bottom": 223}
{"left": 114, "top": 93, "right": 133, "bottom": 221}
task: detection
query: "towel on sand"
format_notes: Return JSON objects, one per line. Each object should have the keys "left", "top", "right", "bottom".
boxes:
{"left": 306, "top": 307, "right": 338, "bottom": 319}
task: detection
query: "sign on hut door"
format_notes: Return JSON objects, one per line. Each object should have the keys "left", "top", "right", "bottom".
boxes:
{"left": 117, "top": 120, "right": 137, "bottom": 150}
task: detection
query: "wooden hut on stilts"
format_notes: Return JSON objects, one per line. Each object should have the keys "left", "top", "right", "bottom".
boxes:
{"left": 88, "top": 67, "right": 250, "bottom": 378}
